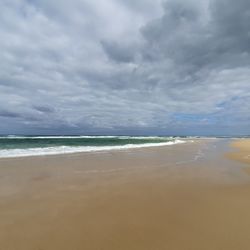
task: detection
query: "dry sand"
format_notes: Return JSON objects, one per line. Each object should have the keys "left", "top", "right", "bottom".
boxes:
{"left": 1, "top": 139, "right": 250, "bottom": 250}
{"left": 228, "top": 139, "right": 250, "bottom": 167}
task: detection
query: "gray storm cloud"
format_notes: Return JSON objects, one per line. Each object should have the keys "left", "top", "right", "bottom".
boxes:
{"left": 0, "top": 0, "right": 250, "bottom": 135}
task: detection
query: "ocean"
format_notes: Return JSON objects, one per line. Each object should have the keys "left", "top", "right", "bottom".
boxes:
{"left": 0, "top": 136, "right": 185, "bottom": 158}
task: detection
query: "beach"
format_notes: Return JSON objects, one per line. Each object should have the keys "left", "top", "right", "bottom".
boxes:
{"left": 228, "top": 139, "right": 250, "bottom": 165}
{"left": 1, "top": 138, "right": 250, "bottom": 250}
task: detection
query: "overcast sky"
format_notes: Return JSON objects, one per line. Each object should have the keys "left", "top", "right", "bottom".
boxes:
{"left": 0, "top": 0, "right": 250, "bottom": 135}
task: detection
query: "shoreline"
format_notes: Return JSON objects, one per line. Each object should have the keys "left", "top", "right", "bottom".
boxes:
{"left": 1, "top": 136, "right": 239, "bottom": 160}
{"left": 0, "top": 139, "right": 186, "bottom": 159}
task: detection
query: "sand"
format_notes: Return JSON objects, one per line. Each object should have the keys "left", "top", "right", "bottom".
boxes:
{"left": 228, "top": 139, "right": 250, "bottom": 167}
{"left": 1, "top": 139, "right": 250, "bottom": 250}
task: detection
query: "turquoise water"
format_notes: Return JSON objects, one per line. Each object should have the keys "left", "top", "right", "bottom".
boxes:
{"left": 0, "top": 136, "right": 172, "bottom": 149}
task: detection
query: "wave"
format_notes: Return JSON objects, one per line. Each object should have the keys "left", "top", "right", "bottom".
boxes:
{"left": 0, "top": 135, "right": 172, "bottom": 140}
{"left": 0, "top": 140, "right": 185, "bottom": 158}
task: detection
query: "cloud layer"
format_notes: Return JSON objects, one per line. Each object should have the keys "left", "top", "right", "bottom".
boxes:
{"left": 0, "top": 0, "right": 250, "bottom": 135}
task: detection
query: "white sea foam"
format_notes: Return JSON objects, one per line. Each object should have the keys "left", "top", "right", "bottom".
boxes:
{"left": 0, "top": 140, "right": 185, "bottom": 158}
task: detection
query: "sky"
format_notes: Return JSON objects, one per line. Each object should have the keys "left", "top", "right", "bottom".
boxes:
{"left": 0, "top": 0, "right": 250, "bottom": 136}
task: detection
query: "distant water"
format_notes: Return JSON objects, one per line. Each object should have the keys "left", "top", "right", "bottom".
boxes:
{"left": 0, "top": 136, "right": 185, "bottom": 158}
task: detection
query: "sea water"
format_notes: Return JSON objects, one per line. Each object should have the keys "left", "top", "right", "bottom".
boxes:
{"left": 0, "top": 136, "right": 185, "bottom": 158}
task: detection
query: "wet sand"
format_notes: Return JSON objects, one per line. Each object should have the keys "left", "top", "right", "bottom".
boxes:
{"left": 1, "top": 139, "right": 250, "bottom": 250}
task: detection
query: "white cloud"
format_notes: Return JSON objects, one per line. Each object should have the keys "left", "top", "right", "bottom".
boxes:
{"left": 0, "top": 0, "right": 250, "bottom": 135}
